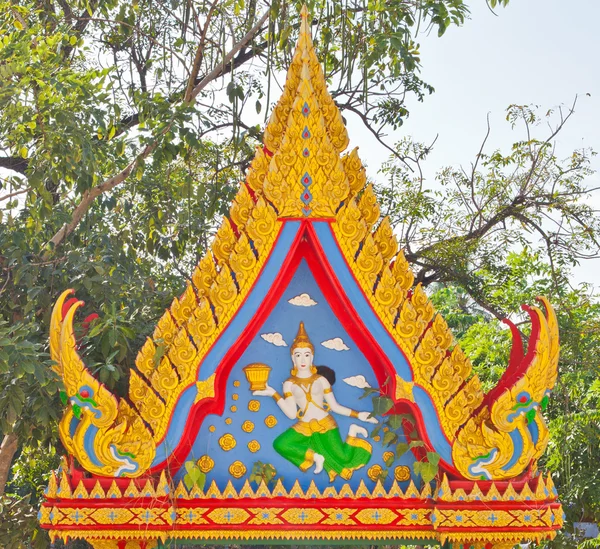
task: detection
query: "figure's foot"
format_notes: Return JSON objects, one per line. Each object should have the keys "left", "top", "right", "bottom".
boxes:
{"left": 314, "top": 453, "right": 325, "bottom": 474}
{"left": 348, "top": 424, "right": 368, "bottom": 438}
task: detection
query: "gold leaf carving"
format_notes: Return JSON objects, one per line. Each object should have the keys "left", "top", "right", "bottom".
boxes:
{"left": 355, "top": 235, "right": 383, "bottom": 290}
{"left": 411, "top": 284, "right": 434, "bottom": 324}
{"left": 135, "top": 337, "right": 156, "bottom": 378}
{"left": 374, "top": 266, "right": 405, "bottom": 320}
{"left": 373, "top": 217, "right": 397, "bottom": 264}
{"left": 168, "top": 327, "right": 198, "bottom": 382}
{"left": 229, "top": 232, "right": 258, "bottom": 291}
{"left": 153, "top": 311, "right": 177, "bottom": 346}
{"left": 342, "top": 147, "right": 367, "bottom": 195}
{"left": 246, "top": 198, "right": 278, "bottom": 256}
{"left": 333, "top": 198, "right": 368, "bottom": 258}
{"left": 246, "top": 146, "right": 270, "bottom": 192}
{"left": 212, "top": 217, "right": 236, "bottom": 264}
{"left": 170, "top": 283, "right": 197, "bottom": 326}
{"left": 391, "top": 250, "right": 414, "bottom": 291}
{"left": 358, "top": 185, "right": 380, "bottom": 228}
{"left": 192, "top": 254, "right": 217, "bottom": 297}
{"left": 230, "top": 183, "right": 254, "bottom": 230}
{"left": 209, "top": 265, "right": 238, "bottom": 324}
{"left": 187, "top": 298, "right": 217, "bottom": 351}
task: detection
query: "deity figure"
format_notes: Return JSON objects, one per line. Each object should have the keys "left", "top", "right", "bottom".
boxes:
{"left": 252, "top": 322, "right": 377, "bottom": 481}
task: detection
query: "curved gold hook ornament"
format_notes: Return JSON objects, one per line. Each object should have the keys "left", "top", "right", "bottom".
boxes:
{"left": 51, "top": 290, "right": 155, "bottom": 477}
{"left": 452, "top": 297, "right": 560, "bottom": 480}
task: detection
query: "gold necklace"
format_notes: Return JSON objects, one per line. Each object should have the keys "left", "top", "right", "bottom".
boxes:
{"left": 291, "top": 373, "right": 319, "bottom": 391}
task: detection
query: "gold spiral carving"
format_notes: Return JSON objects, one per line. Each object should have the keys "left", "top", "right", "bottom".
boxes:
{"left": 414, "top": 329, "right": 445, "bottom": 374}
{"left": 153, "top": 311, "right": 178, "bottom": 346}
{"left": 374, "top": 266, "right": 405, "bottom": 319}
{"left": 230, "top": 183, "right": 254, "bottom": 230}
{"left": 229, "top": 233, "right": 258, "bottom": 291}
{"left": 358, "top": 185, "right": 380, "bottom": 228}
{"left": 246, "top": 147, "right": 270, "bottom": 192}
{"left": 170, "top": 283, "right": 197, "bottom": 326}
{"left": 355, "top": 235, "right": 384, "bottom": 290}
{"left": 212, "top": 218, "right": 237, "bottom": 264}
{"left": 187, "top": 298, "right": 217, "bottom": 351}
{"left": 192, "top": 254, "right": 217, "bottom": 297}
{"left": 411, "top": 284, "right": 434, "bottom": 324}
{"left": 430, "top": 314, "right": 454, "bottom": 349}
{"left": 168, "top": 327, "right": 198, "bottom": 382}
{"left": 246, "top": 198, "right": 278, "bottom": 256}
{"left": 135, "top": 337, "right": 157, "bottom": 378}
{"left": 394, "top": 299, "right": 426, "bottom": 350}
{"left": 342, "top": 147, "right": 366, "bottom": 195}
{"left": 209, "top": 265, "right": 239, "bottom": 324}
{"left": 148, "top": 356, "right": 180, "bottom": 401}
{"left": 392, "top": 250, "right": 414, "bottom": 291}
{"left": 373, "top": 217, "right": 397, "bottom": 264}
{"left": 333, "top": 198, "right": 368, "bottom": 258}
{"left": 128, "top": 371, "right": 165, "bottom": 434}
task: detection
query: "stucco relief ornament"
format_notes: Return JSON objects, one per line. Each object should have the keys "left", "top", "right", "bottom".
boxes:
{"left": 244, "top": 321, "right": 377, "bottom": 481}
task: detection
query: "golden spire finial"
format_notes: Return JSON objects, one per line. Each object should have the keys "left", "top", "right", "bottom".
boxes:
{"left": 291, "top": 321, "right": 314, "bottom": 353}
{"left": 261, "top": 6, "right": 353, "bottom": 217}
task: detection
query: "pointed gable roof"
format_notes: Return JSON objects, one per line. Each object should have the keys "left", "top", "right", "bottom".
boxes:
{"left": 49, "top": 6, "right": 558, "bottom": 487}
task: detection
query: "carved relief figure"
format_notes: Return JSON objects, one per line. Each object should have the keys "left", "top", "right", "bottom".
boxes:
{"left": 251, "top": 322, "right": 377, "bottom": 481}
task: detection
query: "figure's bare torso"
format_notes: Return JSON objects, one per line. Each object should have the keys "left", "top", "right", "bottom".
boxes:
{"left": 283, "top": 375, "right": 329, "bottom": 421}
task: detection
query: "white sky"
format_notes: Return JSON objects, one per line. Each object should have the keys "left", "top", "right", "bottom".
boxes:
{"left": 346, "top": 0, "right": 600, "bottom": 288}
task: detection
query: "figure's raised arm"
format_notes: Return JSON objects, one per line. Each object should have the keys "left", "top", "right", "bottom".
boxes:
{"left": 322, "top": 379, "right": 378, "bottom": 424}
{"left": 253, "top": 381, "right": 297, "bottom": 420}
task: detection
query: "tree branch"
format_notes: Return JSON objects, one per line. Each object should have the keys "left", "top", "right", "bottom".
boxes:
{"left": 0, "top": 157, "right": 28, "bottom": 175}
{"left": 45, "top": 10, "right": 270, "bottom": 254}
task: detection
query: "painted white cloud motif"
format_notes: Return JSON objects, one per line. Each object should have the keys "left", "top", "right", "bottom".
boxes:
{"left": 343, "top": 375, "right": 371, "bottom": 389}
{"left": 261, "top": 332, "right": 288, "bottom": 347}
{"left": 288, "top": 293, "right": 317, "bottom": 307}
{"left": 321, "top": 337, "right": 350, "bottom": 351}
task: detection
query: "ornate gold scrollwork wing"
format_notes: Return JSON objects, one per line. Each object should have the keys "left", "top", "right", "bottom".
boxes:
{"left": 50, "top": 290, "right": 155, "bottom": 477}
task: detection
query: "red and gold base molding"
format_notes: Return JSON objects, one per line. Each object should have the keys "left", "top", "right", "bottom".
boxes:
{"left": 41, "top": 470, "right": 562, "bottom": 547}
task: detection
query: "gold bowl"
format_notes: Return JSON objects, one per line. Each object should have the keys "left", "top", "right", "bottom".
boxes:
{"left": 243, "top": 363, "right": 271, "bottom": 391}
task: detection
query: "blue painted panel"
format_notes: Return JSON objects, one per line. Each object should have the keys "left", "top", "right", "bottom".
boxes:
{"left": 181, "top": 259, "right": 416, "bottom": 492}
{"left": 412, "top": 387, "right": 453, "bottom": 464}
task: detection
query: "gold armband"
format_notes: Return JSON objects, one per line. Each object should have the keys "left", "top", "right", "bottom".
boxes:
{"left": 323, "top": 387, "right": 332, "bottom": 394}
{"left": 283, "top": 391, "right": 293, "bottom": 398}
{"left": 272, "top": 392, "right": 282, "bottom": 402}
{"left": 349, "top": 410, "right": 359, "bottom": 419}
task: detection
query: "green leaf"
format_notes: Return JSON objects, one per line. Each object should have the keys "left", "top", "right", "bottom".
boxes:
{"left": 426, "top": 452, "right": 440, "bottom": 466}
{"left": 420, "top": 461, "right": 438, "bottom": 483}
{"left": 382, "top": 430, "right": 397, "bottom": 446}
{"left": 395, "top": 442, "right": 409, "bottom": 457}
{"left": 371, "top": 395, "right": 393, "bottom": 416}
{"left": 387, "top": 414, "right": 404, "bottom": 430}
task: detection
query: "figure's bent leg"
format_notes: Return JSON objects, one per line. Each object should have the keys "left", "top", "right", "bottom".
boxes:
{"left": 273, "top": 427, "right": 315, "bottom": 471}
